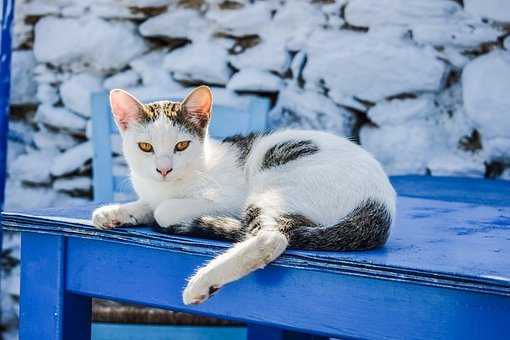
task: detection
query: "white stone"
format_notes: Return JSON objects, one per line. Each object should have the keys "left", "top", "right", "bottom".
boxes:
{"left": 122, "top": 0, "right": 168, "bottom": 7}
{"left": 60, "top": 73, "right": 103, "bottom": 117}
{"left": 33, "top": 64, "right": 61, "bottom": 84}
{"left": 464, "top": 0, "right": 510, "bottom": 23}
{"left": 140, "top": 9, "right": 207, "bottom": 40}
{"left": 33, "top": 128, "right": 79, "bottom": 151}
{"left": 360, "top": 121, "right": 446, "bottom": 175}
{"left": 50, "top": 141, "right": 93, "bottom": 177}
{"left": 206, "top": 2, "right": 272, "bottom": 37}
{"left": 269, "top": 85, "right": 352, "bottom": 137}
{"left": 462, "top": 51, "right": 510, "bottom": 139}
{"left": 10, "top": 51, "right": 38, "bottom": 105}
{"left": 484, "top": 138, "right": 510, "bottom": 161}
{"left": 505, "top": 36, "right": 510, "bottom": 51}
{"left": 10, "top": 149, "right": 59, "bottom": 184}
{"left": 367, "top": 96, "right": 436, "bottom": 126}
{"left": 427, "top": 152, "right": 485, "bottom": 177}
{"left": 304, "top": 30, "right": 446, "bottom": 102}
{"left": 53, "top": 176, "right": 92, "bottom": 193}
{"left": 268, "top": 0, "right": 326, "bottom": 51}
{"left": 20, "top": 1, "right": 60, "bottom": 16}
{"left": 227, "top": 69, "right": 283, "bottom": 93}
{"left": 164, "top": 39, "right": 232, "bottom": 85}
{"left": 130, "top": 50, "right": 184, "bottom": 90}
{"left": 34, "top": 16, "right": 148, "bottom": 71}
{"left": 103, "top": 70, "right": 140, "bottom": 89}
{"left": 412, "top": 18, "right": 503, "bottom": 48}
{"left": 34, "top": 104, "right": 87, "bottom": 133}
{"left": 345, "top": 0, "right": 461, "bottom": 27}
{"left": 4, "top": 180, "right": 60, "bottom": 210}
{"left": 36, "top": 84, "right": 59, "bottom": 105}
{"left": 229, "top": 35, "right": 291, "bottom": 75}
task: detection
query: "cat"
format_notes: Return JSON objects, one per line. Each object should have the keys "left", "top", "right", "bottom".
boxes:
{"left": 92, "top": 85, "right": 396, "bottom": 305}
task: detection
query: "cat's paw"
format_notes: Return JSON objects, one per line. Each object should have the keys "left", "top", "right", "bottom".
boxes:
{"left": 92, "top": 204, "right": 137, "bottom": 230}
{"left": 182, "top": 270, "right": 222, "bottom": 305}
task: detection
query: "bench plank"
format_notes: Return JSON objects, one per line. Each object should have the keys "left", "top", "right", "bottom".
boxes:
{"left": 3, "top": 196, "right": 510, "bottom": 294}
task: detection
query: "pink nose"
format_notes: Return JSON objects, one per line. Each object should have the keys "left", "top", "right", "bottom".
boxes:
{"left": 156, "top": 167, "right": 172, "bottom": 177}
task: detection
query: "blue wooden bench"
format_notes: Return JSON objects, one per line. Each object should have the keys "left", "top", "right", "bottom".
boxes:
{"left": 1, "top": 176, "right": 509, "bottom": 339}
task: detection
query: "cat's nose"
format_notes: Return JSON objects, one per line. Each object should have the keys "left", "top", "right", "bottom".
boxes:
{"left": 156, "top": 167, "right": 172, "bottom": 177}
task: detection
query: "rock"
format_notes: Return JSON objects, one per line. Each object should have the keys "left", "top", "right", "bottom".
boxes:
{"left": 227, "top": 69, "right": 283, "bottom": 93}
{"left": 505, "top": 36, "right": 510, "bottom": 51}
{"left": 412, "top": 18, "right": 502, "bottom": 48}
{"left": 303, "top": 30, "right": 446, "bottom": 102}
{"left": 34, "top": 104, "right": 87, "bottom": 133}
{"left": 10, "top": 149, "right": 59, "bottom": 184}
{"left": 53, "top": 176, "right": 92, "bottom": 193}
{"left": 10, "top": 51, "right": 38, "bottom": 105}
{"left": 122, "top": 0, "right": 168, "bottom": 7}
{"left": 33, "top": 64, "right": 61, "bottom": 84}
{"left": 427, "top": 152, "right": 485, "bottom": 177}
{"left": 229, "top": 35, "right": 291, "bottom": 75}
{"left": 130, "top": 50, "right": 184, "bottom": 90}
{"left": 484, "top": 138, "right": 510, "bottom": 161}
{"left": 462, "top": 51, "right": 510, "bottom": 139}
{"left": 164, "top": 39, "right": 232, "bottom": 85}
{"left": 33, "top": 128, "right": 80, "bottom": 151}
{"left": 206, "top": 1, "right": 272, "bottom": 37}
{"left": 139, "top": 9, "right": 207, "bottom": 40}
{"left": 269, "top": 85, "right": 353, "bottom": 137}
{"left": 268, "top": 0, "right": 326, "bottom": 51}
{"left": 367, "top": 96, "right": 436, "bottom": 126}
{"left": 103, "top": 70, "right": 140, "bottom": 89}
{"left": 50, "top": 141, "right": 93, "bottom": 177}
{"left": 360, "top": 120, "right": 446, "bottom": 175}
{"left": 36, "top": 84, "right": 59, "bottom": 105}
{"left": 60, "top": 73, "right": 103, "bottom": 117}
{"left": 464, "top": 0, "right": 510, "bottom": 23}
{"left": 20, "top": 1, "right": 60, "bottom": 16}
{"left": 34, "top": 16, "right": 148, "bottom": 71}
{"left": 4, "top": 180, "right": 60, "bottom": 210}
{"left": 345, "top": 0, "right": 461, "bottom": 27}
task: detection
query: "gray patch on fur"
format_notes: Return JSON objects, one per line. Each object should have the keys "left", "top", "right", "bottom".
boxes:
{"left": 153, "top": 216, "right": 242, "bottom": 241}
{"left": 261, "top": 140, "right": 319, "bottom": 170}
{"left": 279, "top": 199, "right": 392, "bottom": 251}
{"left": 222, "top": 133, "right": 262, "bottom": 166}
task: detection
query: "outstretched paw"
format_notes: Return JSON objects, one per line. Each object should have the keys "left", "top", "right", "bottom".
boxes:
{"left": 182, "top": 271, "right": 222, "bottom": 305}
{"left": 92, "top": 204, "right": 137, "bottom": 230}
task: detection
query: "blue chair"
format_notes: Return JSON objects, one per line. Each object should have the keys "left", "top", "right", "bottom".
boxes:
{"left": 91, "top": 90, "right": 271, "bottom": 203}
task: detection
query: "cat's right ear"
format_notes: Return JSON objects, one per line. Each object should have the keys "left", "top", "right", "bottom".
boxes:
{"left": 110, "top": 89, "right": 144, "bottom": 132}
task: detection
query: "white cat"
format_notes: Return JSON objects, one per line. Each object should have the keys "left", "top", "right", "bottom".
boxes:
{"left": 92, "top": 86, "right": 396, "bottom": 305}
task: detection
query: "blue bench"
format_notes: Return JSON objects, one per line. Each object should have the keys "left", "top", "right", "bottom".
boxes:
{"left": 2, "top": 176, "right": 510, "bottom": 339}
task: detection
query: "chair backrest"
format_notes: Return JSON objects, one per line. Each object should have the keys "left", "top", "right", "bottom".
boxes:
{"left": 91, "top": 90, "right": 270, "bottom": 203}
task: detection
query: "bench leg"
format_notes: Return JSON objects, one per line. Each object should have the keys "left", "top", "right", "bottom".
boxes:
{"left": 247, "top": 325, "right": 329, "bottom": 340}
{"left": 20, "top": 233, "right": 92, "bottom": 340}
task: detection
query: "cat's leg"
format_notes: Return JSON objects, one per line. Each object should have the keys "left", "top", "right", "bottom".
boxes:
{"left": 182, "top": 207, "right": 288, "bottom": 305}
{"left": 153, "top": 199, "right": 242, "bottom": 241}
{"left": 92, "top": 200, "right": 153, "bottom": 230}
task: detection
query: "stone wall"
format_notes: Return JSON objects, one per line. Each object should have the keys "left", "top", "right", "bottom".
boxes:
{"left": 2, "top": 0, "right": 510, "bottom": 337}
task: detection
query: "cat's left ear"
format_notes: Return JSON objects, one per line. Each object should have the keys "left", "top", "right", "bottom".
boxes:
{"left": 181, "top": 86, "right": 212, "bottom": 129}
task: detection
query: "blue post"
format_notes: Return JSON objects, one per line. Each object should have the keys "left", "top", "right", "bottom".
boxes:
{"left": 0, "top": 0, "right": 14, "bottom": 209}
{"left": 1, "top": 0, "right": 15, "bottom": 318}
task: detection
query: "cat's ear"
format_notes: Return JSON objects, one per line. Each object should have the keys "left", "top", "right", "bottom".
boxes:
{"left": 110, "top": 89, "right": 144, "bottom": 131}
{"left": 181, "top": 86, "right": 212, "bottom": 129}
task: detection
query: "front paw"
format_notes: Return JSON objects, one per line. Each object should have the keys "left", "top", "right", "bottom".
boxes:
{"left": 183, "top": 270, "right": 222, "bottom": 305}
{"left": 92, "top": 204, "right": 137, "bottom": 230}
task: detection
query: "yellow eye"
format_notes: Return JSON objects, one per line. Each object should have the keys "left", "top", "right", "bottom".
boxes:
{"left": 175, "top": 140, "right": 191, "bottom": 152}
{"left": 138, "top": 142, "right": 153, "bottom": 153}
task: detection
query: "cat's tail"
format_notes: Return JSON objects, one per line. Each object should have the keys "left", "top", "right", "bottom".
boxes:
{"left": 282, "top": 199, "right": 393, "bottom": 251}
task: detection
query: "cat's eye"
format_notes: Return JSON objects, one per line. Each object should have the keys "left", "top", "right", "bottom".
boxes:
{"left": 138, "top": 142, "right": 153, "bottom": 153}
{"left": 175, "top": 140, "right": 191, "bottom": 152}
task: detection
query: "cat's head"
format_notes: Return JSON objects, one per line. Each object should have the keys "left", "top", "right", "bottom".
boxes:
{"left": 110, "top": 86, "right": 212, "bottom": 182}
